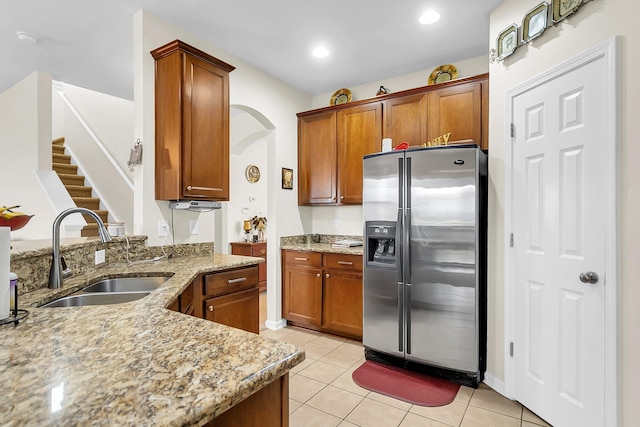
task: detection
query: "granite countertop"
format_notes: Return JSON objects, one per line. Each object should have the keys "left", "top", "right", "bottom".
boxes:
{"left": 0, "top": 254, "right": 305, "bottom": 426}
{"left": 279, "top": 242, "right": 363, "bottom": 256}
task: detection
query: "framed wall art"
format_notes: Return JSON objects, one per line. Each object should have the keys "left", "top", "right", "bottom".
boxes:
{"left": 282, "top": 168, "right": 293, "bottom": 190}
{"left": 551, "top": 0, "right": 583, "bottom": 24}
{"left": 522, "top": 2, "right": 548, "bottom": 44}
{"left": 496, "top": 23, "right": 519, "bottom": 61}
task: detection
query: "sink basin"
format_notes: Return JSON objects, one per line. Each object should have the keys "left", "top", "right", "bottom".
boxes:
{"left": 81, "top": 276, "right": 169, "bottom": 293}
{"left": 41, "top": 292, "right": 150, "bottom": 308}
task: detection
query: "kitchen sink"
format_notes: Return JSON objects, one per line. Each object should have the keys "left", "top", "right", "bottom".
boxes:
{"left": 40, "top": 292, "right": 150, "bottom": 308}
{"left": 40, "top": 275, "right": 170, "bottom": 308}
{"left": 81, "top": 276, "right": 169, "bottom": 293}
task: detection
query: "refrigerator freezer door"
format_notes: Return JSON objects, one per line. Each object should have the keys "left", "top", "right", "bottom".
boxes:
{"left": 405, "top": 147, "right": 480, "bottom": 372}
{"left": 363, "top": 151, "right": 404, "bottom": 358}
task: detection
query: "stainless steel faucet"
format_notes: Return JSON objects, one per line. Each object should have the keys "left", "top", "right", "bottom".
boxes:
{"left": 48, "top": 207, "right": 112, "bottom": 289}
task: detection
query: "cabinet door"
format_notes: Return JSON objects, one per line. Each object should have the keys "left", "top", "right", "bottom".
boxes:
{"left": 282, "top": 265, "right": 323, "bottom": 327}
{"left": 384, "top": 93, "right": 428, "bottom": 148}
{"left": 298, "top": 112, "right": 337, "bottom": 205}
{"left": 322, "top": 269, "right": 363, "bottom": 338}
{"left": 182, "top": 52, "right": 230, "bottom": 201}
{"left": 337, "top": 103, "right": 382, "bottom": 204}
{"left": 204, "top": 287, "right": 260, "bottom": 334}
{"left": 427, "top": 81, "right": 483, "bottom": 147}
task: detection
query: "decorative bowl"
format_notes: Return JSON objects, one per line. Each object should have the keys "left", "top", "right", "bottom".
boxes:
{"left": 0, "top": 215, "right": 34, "bottom": 231}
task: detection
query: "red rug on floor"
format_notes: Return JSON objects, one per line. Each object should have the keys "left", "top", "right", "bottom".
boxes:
{"left": 352, "top": 360, "right": 460, "bottom": 407}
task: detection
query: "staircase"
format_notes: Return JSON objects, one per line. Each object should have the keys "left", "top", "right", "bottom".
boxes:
{"left": 52, "top": 137, "right": 109, "bottom": 237}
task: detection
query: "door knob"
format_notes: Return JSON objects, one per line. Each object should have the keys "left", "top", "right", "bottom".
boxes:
{"left": 579, "top": 271, "right": 599, "bottom": 284}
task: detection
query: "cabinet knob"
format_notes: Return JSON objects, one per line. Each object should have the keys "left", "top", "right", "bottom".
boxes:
{"left": 316, "top": 273, "right": 321, "bottom": 278}
{"left": 340, "top": 195, "right": 344, "bottom": 200}
{"left": 208, "top": 305, "right": 214, "bottom": 312}
{"left": 326, "top": 273, "right": 330, "bottom": 278}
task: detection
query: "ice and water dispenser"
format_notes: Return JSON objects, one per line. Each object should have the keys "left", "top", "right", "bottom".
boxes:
{"left": 365, "top": 221, "right": 397, "bottom": 266}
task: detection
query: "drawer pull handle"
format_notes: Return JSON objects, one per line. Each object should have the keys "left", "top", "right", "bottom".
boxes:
{"left": 294, "top": 257, "right": 308, "bottom": 261}
{"left": 227, "top": 277, "right": 247, "bottom": 284}
{"left": 337, "top": 261, "right": 354, "bottom": 265}
{"left": 187, "top": 185, "right": 223, "bottom": 191}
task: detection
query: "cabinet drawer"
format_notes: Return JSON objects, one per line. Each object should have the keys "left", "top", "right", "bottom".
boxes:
{"left": 204, "top": 266, "right": 258, "bottom": 297}
{"left": 284, "top": 251, "right": 323, "bottom": 267}
{"left": 251, "top": 245, "right": 267, "bottom": 257}
{"left": 324, "top": 253, "right": 362, "bottom": 271}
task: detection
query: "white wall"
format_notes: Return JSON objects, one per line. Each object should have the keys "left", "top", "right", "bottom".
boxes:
{"left": 228, "top": 110, "right": 269, "bottom": 248}
{"left": 311, "top": 55, "right": 489, "bottom": 109}
{"left": 488, "top": 0, "right": 638, "bottom": 424}
{"left": 52, "top": 83, "right": 135, "bottom": 230}
{"left": 0, "top": 72, "right": 60, "bottom": 240}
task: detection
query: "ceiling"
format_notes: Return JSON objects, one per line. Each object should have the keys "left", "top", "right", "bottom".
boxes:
{"left": 2, "top": 0, "right": 501, "bottom": 100}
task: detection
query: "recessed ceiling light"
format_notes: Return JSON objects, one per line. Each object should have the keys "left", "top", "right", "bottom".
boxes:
{"left": 16, "top": 31, "right": 38, "bottom": 44}
{"left": 312, "top": 46, "right": 330, "bottom": 58}
{"left": 419, "top": 10, "right": 440, "bottom": 25}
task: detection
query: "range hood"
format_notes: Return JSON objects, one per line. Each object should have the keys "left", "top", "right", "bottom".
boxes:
{"left": 168, "top": 201, "right": 222, "bottom": 212}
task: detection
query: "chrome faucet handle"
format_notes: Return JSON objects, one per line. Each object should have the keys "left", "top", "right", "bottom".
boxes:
{"left": 60, "top": 256, "right": 73, "bottom": 279}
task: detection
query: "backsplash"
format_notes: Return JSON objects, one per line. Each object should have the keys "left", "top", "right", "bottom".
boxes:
{"left": 10, "top": 236, "right": 215, "bottom": 294}
{"left": 280, "top": 234, "right": 363, "bottom": 245}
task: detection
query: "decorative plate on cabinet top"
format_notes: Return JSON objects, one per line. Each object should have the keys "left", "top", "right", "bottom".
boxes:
{"left": 330, "top": 88, "right": 352, "bottom": 105}
{"left": 245, "top": 165, "right": 260, "bottom": 183}
{"left": 428, "top": 64, "right": 458, "bottom": 84}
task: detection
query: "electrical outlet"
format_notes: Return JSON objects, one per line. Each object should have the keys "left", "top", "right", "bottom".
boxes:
{"left": 189, "top": 219, "right": 199, "bottom": 235}
{"left": 158, "top": 220, "right": 169, "bottom": 237}
{"left": 95, "top": 249, "right": 105, "bottom": 265}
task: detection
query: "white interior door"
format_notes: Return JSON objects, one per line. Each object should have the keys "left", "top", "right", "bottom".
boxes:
{"left": 510, "top": 53, "right": 610, "bottom": 427}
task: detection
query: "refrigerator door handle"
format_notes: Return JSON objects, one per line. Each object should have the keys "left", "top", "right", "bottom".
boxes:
{"left": 396, "top": 156, "right": 404, "bottom": 353}
{"left": 405, "top": 157, "right": 412, "bottom": 285}
{"left": 406, "top": 283, "right": 412, "bottom": 354}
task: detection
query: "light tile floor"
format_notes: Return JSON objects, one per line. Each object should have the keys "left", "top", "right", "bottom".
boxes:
{"left": 260, "top": 325, "right": 553, "bottom": 427}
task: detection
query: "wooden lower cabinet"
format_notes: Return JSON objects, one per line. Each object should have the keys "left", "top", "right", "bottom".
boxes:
{"left": 322, "top": 267, "right": 363, "bottom": 338}
{"left": 282, "top": 250, "right": 363, "bottom": 339}
{"left": 205, "top": 373, "right": 289, "bottom": 427}
{"left": 204, "top": 287, "right": 260, "bottom": 334}
{"left": 282, "top": 264, "right": 323, "bottom": 327}
{"left": 169, "top": 265, "right": 260, "bottom": 334}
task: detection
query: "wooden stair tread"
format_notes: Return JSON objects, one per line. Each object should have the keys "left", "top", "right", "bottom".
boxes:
{"left": 52, "top": 153, "right": 71, "bottom": 164}
{"left": 52, "top": 137, "right": 110, "bottom": 236}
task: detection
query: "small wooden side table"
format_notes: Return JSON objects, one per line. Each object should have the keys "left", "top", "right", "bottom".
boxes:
{"left": 230, "top": 241, "right": 267, "bottom": 292}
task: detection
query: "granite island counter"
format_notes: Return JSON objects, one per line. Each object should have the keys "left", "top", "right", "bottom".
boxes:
{"left": 1, "top": 253, "right": 305, "bottom": 426}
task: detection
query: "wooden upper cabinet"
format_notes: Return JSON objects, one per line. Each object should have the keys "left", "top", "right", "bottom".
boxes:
{"left": 298, "top": 111, "right": 337, "bottom": 205}
{"left": 296, "top": 74, "right": 489, "bottom": 205}
{"left": 383, "top": 93, "right": 427, "bottom": 148}
{"left": 151, "top": 40, "right": 235, "bottom": 201}
{"left": 337, "top": 103, "right": 382, "bottom": 204}
{"left": 427, "top": 80, "right": 484, "bottom": 148}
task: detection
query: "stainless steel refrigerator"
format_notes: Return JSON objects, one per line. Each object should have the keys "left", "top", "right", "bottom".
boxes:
{"left": 362, "top": 144, "right": 487, "bottom": 387}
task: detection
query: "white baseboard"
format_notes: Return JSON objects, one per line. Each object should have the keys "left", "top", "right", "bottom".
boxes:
{"left": 264, "top": 319, "right": 287, "bottom": 330}
{"left": 483, "top": 371, "right": 507, "bottom": 397}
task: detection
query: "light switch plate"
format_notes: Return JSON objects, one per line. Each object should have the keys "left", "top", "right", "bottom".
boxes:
{"left": 158, "top": 220, "right": 169, "bottom": 237}
{"left": 189, "top": 219, "right": 199, "bottom": 235}
{"left": 95, "top": 249, "right": 105, "bottom": 265}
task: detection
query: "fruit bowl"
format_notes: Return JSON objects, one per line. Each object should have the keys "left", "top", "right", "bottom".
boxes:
{"left": 0, "top": 215, "right": 33, "bottom": 231}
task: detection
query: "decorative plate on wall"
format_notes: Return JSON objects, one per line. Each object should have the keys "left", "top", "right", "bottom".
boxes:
{"left": 245, "top": 165, "right": 260, "bottom": 183}
{"left": 522, "top": 2, "right": 548, "bottom": 44}
{"left": 330, "top": 88, "right": 352, "bottom": 105}
{"left": 428, "top": 64, "right": 458, "bottom": 85}
{"left": 495, "top": 23, "right": 519, "bottom": 61}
